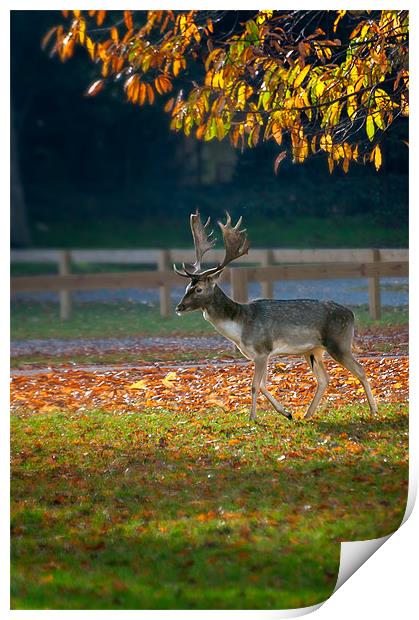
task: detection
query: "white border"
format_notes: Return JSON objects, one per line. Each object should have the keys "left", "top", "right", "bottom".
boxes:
{"left": 4, "top": 2, "right": 416, "bottom": 618}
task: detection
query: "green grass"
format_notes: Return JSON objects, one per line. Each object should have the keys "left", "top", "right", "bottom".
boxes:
{"left": 11, "top": 301, "right": 408, "bottom": 342}
{"left": 11, "top": 403, "right": 408, "bottom": 609}
{"left": 11, "top": 301, "right": 213, "bottom": 341}
{"left": 351, "top": 305, "right": 408, "bottom": 327}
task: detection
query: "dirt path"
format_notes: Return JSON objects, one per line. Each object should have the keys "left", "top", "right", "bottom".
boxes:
{"left": 10, "top": 335, "right": 227, "bottom": 357}
{"left": 10, "top": 353, "right": 408, "bottom": 378}
{"left": 10, "top": 325, "right": 409, "bottom": 361}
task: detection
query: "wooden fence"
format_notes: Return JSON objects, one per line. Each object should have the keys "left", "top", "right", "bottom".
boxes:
{"left": 11, "top": 248, "right": 408, "bottom": 320}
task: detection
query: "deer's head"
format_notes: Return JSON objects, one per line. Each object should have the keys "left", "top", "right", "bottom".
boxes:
{"left": 174, "top": 210, "right": 249, "bottom": 314}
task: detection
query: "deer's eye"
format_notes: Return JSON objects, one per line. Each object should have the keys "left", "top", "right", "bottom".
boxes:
{"left": 195, "top": 287, "right": 203, "bottom": 293}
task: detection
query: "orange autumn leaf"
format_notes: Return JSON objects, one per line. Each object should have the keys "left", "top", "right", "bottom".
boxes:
{"left": 10, "top": 356, "right": 408, "bottom": 416}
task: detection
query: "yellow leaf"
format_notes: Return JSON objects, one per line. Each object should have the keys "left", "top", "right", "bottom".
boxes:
{"left": 86, "top": 36, "right": 95, "bottom": 60}
{"left": 373, "top": 144, "right": 382, "bottom": 171}
{"left": 215, "top": 117, "right": 225, "bottom": 140}
{"left": 347, "top": 84, "right": 357, "bottom": 118}
{"left": 128, "top": 380, "right": 148, "bottom": 390}
{"left": 236, "top": 83, "right": 247, "bottom": 110}
{"left": 272, "top": 123, "right": 282, "bottom": 146}
{"left": 165, "top": 372, "right": 178, "bottom": 381}
{"left": 162, "top": 371, "right": 178, "bottom": 388}
{"left": 292, "top": 410, "right": 305, "bottom": 421}
{"left": 212, "top": 71, "right": 225, "bottom": 89}
{"left": 313, "top": 78, "right": 326, "bottom": 99}
{"left": 205, "top": 47, "right": 223, "bottom": 72}
{"left": 78, "top": 18, "right": 86, "bottom": 44}
{"left": 111, "top": 26, "right": 119, "bottom": 43}
{"left": 333, "top": 10, "right": 346, "bottom": 33}
{"left": 343, "top": 142, "right": 352, "bottom": 159}
{"left": 294, "top": 64, "right": 311, "bottom": 89}
{"left": 322, "top": 133, "right": 333, "bottom": 153}
{"left": 373, "top": 110, "right": 385, "bottom": 130}
{"left": 101, "top": 61, "right": 109, "bottom": 78}
{"left": 173, "top": 59, "right": 181, "bottom": 77}
{"left": 342, "top": 157, "right": 349, "bottom": 173}
{"left": 191, "top": 23, "right": 201, "bottom": 43}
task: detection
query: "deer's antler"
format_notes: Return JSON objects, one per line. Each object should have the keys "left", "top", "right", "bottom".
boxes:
{"left": 181, "top": 211, "right": 249, "bottom": 279}
{"left": 190, "top": 210, "right": 217, "bottom": 271}
{"left": 216, "top": 212, "right": 249, "bottom": 271}
{"left": 191, "top": 212, "right": 248, "bottom": 277}
{"left": 173, "top": 210, "right": 217, "bottom": 278}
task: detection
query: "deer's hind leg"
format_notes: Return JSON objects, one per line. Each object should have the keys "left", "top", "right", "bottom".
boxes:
{"left": 304, "top": 348, "right": 330, "bottom": 419}
{"left": 328, "top": 348, "right": 378, "bottom": 415}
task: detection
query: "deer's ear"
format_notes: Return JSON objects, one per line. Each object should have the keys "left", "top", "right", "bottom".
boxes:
{"left": 208, "top": 272, "right": 222, "bottom": 284}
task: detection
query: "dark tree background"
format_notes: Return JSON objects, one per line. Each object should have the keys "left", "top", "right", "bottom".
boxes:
{"left": 11, "top": 11, "right": 408, "bottom": 248}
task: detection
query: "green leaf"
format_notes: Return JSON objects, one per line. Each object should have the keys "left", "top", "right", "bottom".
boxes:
{"left": 245, "top": 19, "right": 259, "bottom": 43}
{"left": 366, "top": 114, "right": 375, "bottom": 141}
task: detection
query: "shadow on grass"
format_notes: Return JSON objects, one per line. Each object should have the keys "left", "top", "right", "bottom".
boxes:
{"left": 313, "top": 407, "right": 407, "bottom": 439}
{"left": 11, "top": 407, "right": 408, "bottom": 610}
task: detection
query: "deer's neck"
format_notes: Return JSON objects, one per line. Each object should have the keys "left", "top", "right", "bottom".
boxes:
{"left": 203, "top": 285, "right": 244, "bottom": 324}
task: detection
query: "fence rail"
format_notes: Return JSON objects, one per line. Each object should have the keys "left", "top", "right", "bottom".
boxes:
{"left": 11, "top": 248, "right": 408, "bottom": 320}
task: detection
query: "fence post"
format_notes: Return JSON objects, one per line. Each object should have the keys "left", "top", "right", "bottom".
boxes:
{"left": 261, "top": 249, "right": 274, "bottom": 298}
{"left": 231, "top": 268, "right": 248, "bottom": 303}
{"left": 368, "top": 249, "right": 381, "bottom": 320}
{"left": 158, "top": 250, "right": 171, "bottom": 317}
{"left": 58, "top": 250, "right": 72, "bottom": 320}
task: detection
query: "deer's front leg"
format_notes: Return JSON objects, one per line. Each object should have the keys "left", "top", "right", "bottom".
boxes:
{"left": 249, "top": 357, "right": 268, "bottom": 421}
{"left": 260, "top": 365, "right": 293, "bottom": 420}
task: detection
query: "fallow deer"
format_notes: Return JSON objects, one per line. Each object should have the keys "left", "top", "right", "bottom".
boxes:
{"left": 174, "top": 211, "right": 377, "bottom": 421}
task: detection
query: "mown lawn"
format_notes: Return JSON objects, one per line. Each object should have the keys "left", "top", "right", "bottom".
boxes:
{"left": 11, "top": 403, "right": 408, "bottom": 610}
{"left": 10, "top": 300, "right": 408, "bottom": 341}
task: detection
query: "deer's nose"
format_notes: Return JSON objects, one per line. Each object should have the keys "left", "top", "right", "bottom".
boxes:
{"left": 176, "top": 303, "right": 185, "bottom": 313}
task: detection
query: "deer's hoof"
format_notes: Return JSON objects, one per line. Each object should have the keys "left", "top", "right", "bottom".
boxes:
{"left": 285, "top": 411, "right": 293, "bottom": 420}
